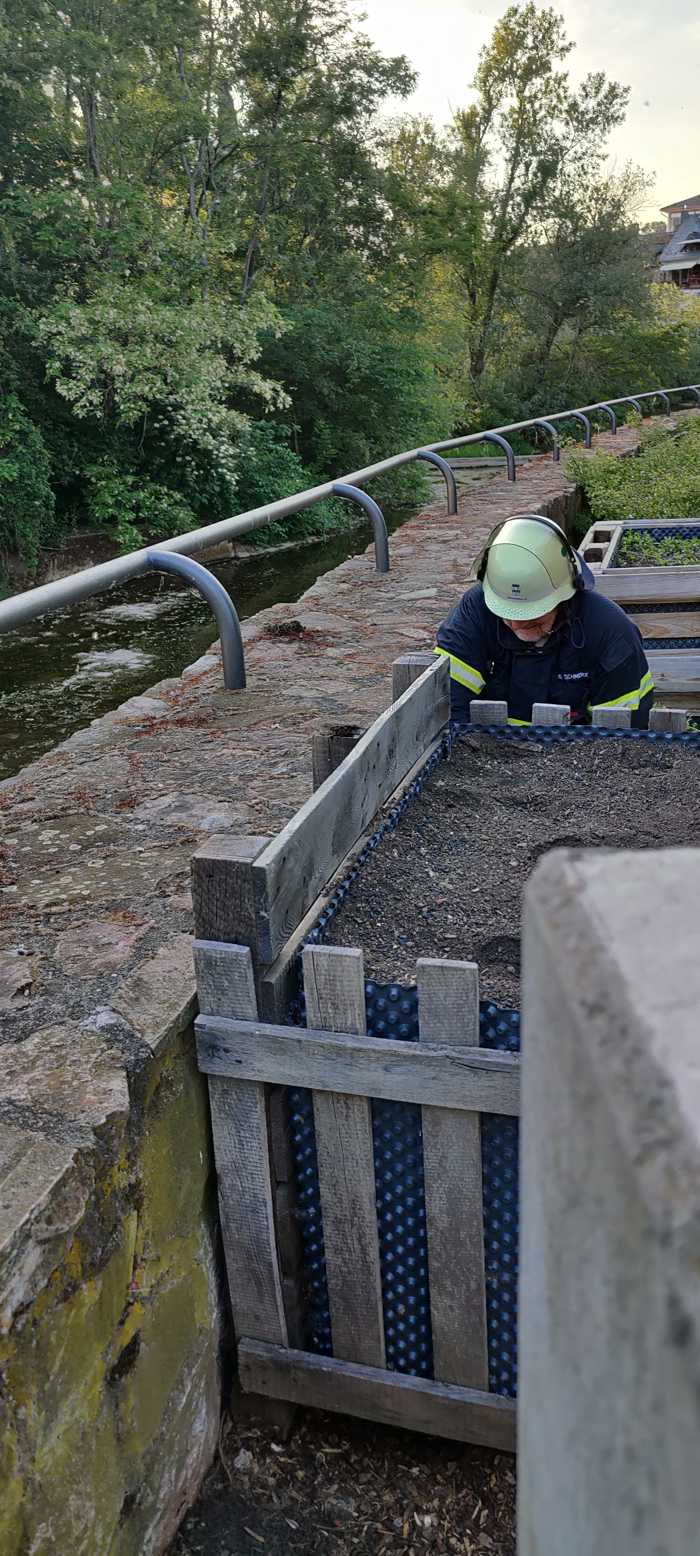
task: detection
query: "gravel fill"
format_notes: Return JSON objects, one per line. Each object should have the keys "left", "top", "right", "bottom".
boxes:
{"left": 325, "top": 733, "right": 700, "bottom": 1006}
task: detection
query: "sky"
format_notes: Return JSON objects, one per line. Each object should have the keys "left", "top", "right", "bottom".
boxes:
{"left": 358, "top": 0, "right": 700, "bottom": 222}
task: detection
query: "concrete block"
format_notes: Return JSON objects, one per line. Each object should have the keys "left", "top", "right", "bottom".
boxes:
{"left": 649, "top": 706, "right": 688, "bottom": 733}
{"left": 519, "top": 848, "right": 700, "bottom": 1556}
{"left": 469, "top": 700, "right": 508, "bottom": 725}
{"left": 531, "top": 703, "right": 569, "bottom": 726}
{"left": 591, "top": 705, "right": 632, "bottom": 729}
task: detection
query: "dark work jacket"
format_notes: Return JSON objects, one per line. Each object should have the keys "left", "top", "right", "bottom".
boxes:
{"left": 435, "top": 572, "right": 654, "bottom": 728}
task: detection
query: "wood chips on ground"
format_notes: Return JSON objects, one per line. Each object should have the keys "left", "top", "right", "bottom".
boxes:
{"left": 171, "top": 1410, "right": 515, "bottom": 1556}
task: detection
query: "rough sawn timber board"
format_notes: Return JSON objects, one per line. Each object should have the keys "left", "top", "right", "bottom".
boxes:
{"left": 258, "top": 731, "right": 446, "bottom": 1023}
{"left": 633, "top": 610, "right": 700, "bottom": 639}
{"left": 597, "top": 568, "right": 700, "bottom": 604}
{"left": 302, "top": 945, "right": 385, "bottom": 1369}
{"left": 250, "top": 658, "right": 450, "bottom": 961}
{"left": 417, "top": 959, "right": 489, "bottom": 1392}
{"left": 195, "top": 1014, "right": 520, "bottom": 1115}
{"left": 192, "top": 941, "right": 287, "bottom": 1346}
{"left": 646, "top": 651, "right": 700, "bottom": 694}
{"left": 238, "top": 1340, "right": 516, "bottom": 1452}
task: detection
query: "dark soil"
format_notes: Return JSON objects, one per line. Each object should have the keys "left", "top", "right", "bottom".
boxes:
{"left": 170, "top": 1411, "right": 515, "bottom": 1556}
{"left": 325, "top": 733, "right": 700, "bottom": 1006}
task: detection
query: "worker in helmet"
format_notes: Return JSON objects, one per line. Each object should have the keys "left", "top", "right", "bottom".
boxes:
{"left": 435, "top": 514, "right": 654, "bottom": 727}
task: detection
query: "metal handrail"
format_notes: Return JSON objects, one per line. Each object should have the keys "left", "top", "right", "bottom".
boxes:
{"left": 415, "top": 451, "right": 458, "bottom": 514}
{"left": 145, "top": 551, "right": 246, "bottom": 689}
{"left": 530, "top": 419, "right": 561, "bottom": 460}
{"left": 331, "top": 484, "right": 389, "bottom": 572}
{"left": 562, "top": 410, "right": 592, "bottom": 448}
{"left": 1, "top": 383, "right": 698, "bottom": 636}
{"left": 455, "top": 431, "right": 517, "bottom": 480}
{"left": 597, "top": 404, "right": 618, "bottom": 434}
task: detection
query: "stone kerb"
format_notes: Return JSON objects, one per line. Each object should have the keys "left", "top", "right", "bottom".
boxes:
{"left": 519, "top": 848, "right": 700, "bottom": 1556}
{"left": 0, "top": 414, "right": 679, "bottom": 1553}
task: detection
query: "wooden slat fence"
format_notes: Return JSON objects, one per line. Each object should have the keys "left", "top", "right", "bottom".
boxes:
{"left": 195, "top": 939, "right": 519, "bottom": 1450}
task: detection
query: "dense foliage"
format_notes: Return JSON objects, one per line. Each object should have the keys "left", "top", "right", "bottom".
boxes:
{"left": 1, "top": 0, "right": 699, "bottom": 569}
{"left": 568, "top": 416, "right": 700, "bottom": 522}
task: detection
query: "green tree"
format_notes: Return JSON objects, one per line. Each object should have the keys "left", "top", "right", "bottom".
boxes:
{"left": 440, "top": 3, "right": 629, "bottom": 397}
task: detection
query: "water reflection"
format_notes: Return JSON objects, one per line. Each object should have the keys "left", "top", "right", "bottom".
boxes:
{"left": 0, "top": 519, "right": 399, "bottom": 778}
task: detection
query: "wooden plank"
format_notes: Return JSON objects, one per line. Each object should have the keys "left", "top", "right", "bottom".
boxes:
{"left": 303, "top": 946, "right": 385, "bottom": 1368}
{"left": 469, "top": 700, "right": 508, "bottom": 725}
{"left": 632, "top": 611, "right": 700, "bottom": 640}
{"left": 238, "top": 1339, "right": 516, "bottom": 1452}
{"left": 417, "top": 957, "right": 480, "bottom": 1047}
{"left": 392, "top": 651, "right": 435, "bottom": 702}
{"left": 417, "top": 960, "right": 488, "bottom": 1392}
{"left": 647, "top": 651, "right": 700, "bottom": 694}
{"left": 259, "top": 733, "right": 446, "bottom": 1022}
{"left": 597, "top": 568, "right": 700, "bottom": 604}
{"left": 250, "top": 658, "right": 450, "bottom": 961}
{"left": 618, "top": 518, "right": 700, "bottom": 529}
{"left": 591, "top": 706, "right": 632, "bottom": 729}
{"left": 191, "top": 836, "right": 271, "bottom": 965}
{"left": 195, "top": 1014, "right": 521, "bottom": 1115}
{"left": 649, "top": 706, "right": 689, "bottom": 732}
{"left": 193, "top": 941, "right": 287, "bottom": 1346}
{"left": 312, "top": 725, "right": 364, "bottom": 791}
{"left": 531, "top": 703, "right": 570, "bottom": 725}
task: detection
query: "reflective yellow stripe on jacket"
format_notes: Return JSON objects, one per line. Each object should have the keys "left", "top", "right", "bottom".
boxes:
{"left": 433, "top": 645, "right": 485, "bottom": 695}
{"left": 589, "top": 670, "right": 655, "bottom": 713}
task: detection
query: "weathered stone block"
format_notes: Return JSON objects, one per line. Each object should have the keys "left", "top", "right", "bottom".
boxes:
{"left": 0, "top": 1026, "right": 221, "bottom": 1556}
{"left": 520, "top": 848, "right": 700, "bottom": 1556}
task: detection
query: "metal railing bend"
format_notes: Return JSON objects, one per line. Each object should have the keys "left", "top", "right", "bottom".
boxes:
{"left": 1, "top": 385, "right": 698, "bottom": 682}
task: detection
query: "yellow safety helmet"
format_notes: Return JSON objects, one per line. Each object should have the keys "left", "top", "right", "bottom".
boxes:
{"left": 477, "top": 514, "right": 581, "bottom": 621}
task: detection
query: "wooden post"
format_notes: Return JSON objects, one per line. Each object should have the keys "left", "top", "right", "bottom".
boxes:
{"left": 470, "top": 700, "right": 508, "bottom": 725}
{"left": 392, "top": 651, "right": 436, "bottom": 702}
{"left": 191, "top": 837, "right": 301, "bottom": 1428}
{"left": 302, "top": 945, "right": 386, "bottom": 1369}
{"left": 649, "top": 706, "right": 688, "bottom": 733}
{"left": 192, "top": 941, "right": 287, "bottom": 1346}
{"left": 417, "top": 959, "right": 489, "bottom": 1392}
{"left": 531, "top": 704, "right": 570, "bottom": 726}
{"left": 592, "top": 706, "right": 632, "bottom": 730}
{"left": 191, "top": 835, "right": 271, "bottom": 968}
{"left": 312, "top": 725, "right": 365, "bottom": 790}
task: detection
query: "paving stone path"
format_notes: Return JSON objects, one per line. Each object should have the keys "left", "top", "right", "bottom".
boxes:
{"left": 0, "top": 419, "right": 662, "bottom": 1083}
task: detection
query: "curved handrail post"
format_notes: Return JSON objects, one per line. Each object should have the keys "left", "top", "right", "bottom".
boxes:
{"left": 654, "top": 391, "right": 671, "bottom": 414}
{"left": 567, "top": 411, "right": 592, "bottom": 448}
{"left": 530, "top": 418, "right": 560, "bottom": 461}
{"left": 465, "top": 431, "right": 517, "bottom": 480}
{"left": 416, "top": 450, "right": 458, "bottom": 514}
{"left": 625, "top": 397, "right": 643, "bottom": 417}
{"left": 331, "top": 483, "right": 389, "bottom": 573}
{"left": 688, "top": 386, "right": 700, "bottom": 406}
{"left": 597, "top": 403, "right": 617, "bottom": 434}
{"left": 145, "top": 550, "right": 246, "bottom": 690}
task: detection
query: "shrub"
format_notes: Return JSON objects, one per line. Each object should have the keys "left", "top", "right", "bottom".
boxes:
{"left": 567, "top": 415, "right": 700, "bottom": 521}
{"left": 0, "top": 395, "right": 55, "bottom": 566}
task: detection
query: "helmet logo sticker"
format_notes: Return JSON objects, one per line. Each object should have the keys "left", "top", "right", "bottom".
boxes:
{"left": 510, "top": 582, "right": 521, "bottom": 595}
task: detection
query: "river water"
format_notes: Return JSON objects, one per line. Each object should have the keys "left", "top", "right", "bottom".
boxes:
{"left": 1, "top": 464, "right": 506, "bottom": 782}
{"left": 0, "top": 515, "right": 409, "bottom": 781}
